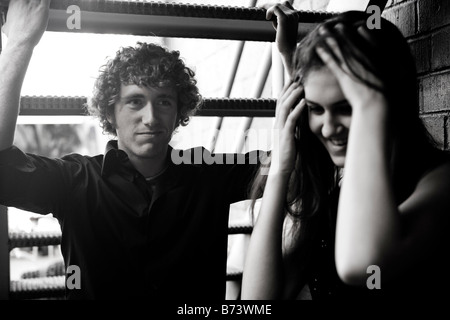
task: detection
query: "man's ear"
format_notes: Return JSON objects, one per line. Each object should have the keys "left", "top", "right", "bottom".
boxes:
{"left": 106, "top": 108, "right": 116, "bottom": 129}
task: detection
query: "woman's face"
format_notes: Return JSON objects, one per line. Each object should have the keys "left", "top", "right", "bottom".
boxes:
{"left": 304, "top": 68, "right": 352, "bottom": 168}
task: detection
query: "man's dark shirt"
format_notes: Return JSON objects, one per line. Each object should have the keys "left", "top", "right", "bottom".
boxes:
{"left": 0, "top": 140, "right": 261, "bottom": 300}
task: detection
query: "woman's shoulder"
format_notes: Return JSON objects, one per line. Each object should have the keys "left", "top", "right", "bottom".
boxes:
{"left": 418, "top": 159, "right": 450, "bottom": 188}
{"left": 400, "top": 159, "right": 450, "bottom": 216}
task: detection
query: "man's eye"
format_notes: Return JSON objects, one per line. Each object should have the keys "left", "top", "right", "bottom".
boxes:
{"left": 128, "top": 99, "right": 143, "bottom": 107}
{"left": 158, "top": 100, "right": 173, "bottom": 107}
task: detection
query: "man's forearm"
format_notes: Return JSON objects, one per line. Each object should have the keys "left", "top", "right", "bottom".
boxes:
{"left": 0, "top": 42, "right": 34, "bottom": 150}
{"left": 0, "top": 0, "right": 50, "bottom": 151}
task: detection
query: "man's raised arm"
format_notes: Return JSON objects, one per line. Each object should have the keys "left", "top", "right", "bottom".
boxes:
{"left": 0, "top": 0, "right": 50, "bottom": 151}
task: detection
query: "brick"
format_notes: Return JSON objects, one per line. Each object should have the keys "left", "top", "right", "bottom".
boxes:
{"left": 409, "top": 36, "right": 431, "bottom": 74}
{"left": 386, "top": 0, "right": 411, "bottom": 7}
{"left": 421, "top": 115, "right": 445, "bottom": 149}
{"left": 419, "top": 71, "right": 450, "bottom": 112}
{"left": 446, "top": 116, "right": 450, "bottom": 150}
{"left": 431, "top": 26, "right": 450, "bottom": 70}
{"left": 418, "top": 0, "right": 450, "bottom": 32}
{"left": 382, "top": 1, "right": 416, "bottom": 37}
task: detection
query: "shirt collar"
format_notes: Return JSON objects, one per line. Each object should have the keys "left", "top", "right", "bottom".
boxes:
{"left": 150, "top": 145, "right": 185, "bottom": 198}
{"left": 101, "top": 140, "right": 183, "bottom": 189}
{"left": 101, "top": 140, "right": 136, "bottom": 181}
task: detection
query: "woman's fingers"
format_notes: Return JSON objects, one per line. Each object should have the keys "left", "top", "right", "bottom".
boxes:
{"left": 317, "top": 23, "right": 384, "bottom": 89}
{"left": 265, "top": 1, "right": 294, "bottom": 21}
{"left": 317, "top": 26, "right": 350, "bottom": 73}
{"left": 275, "top": 82, "right": 304, "bottom": 128}
{"left": 283, "top": 1, "right": 295, "bottom": 10}
{"left": 265, "top": 4, "right": 276, "bottom": 21}
{"left": 276, "top": 80, "right": 295, "bottom": 118}
{"left": 284, "top": 98, "right": 305, "bottom": 134}
{"left": 357, "top": 24, "right": 376, "bottom": 48}
{"left": 265, "top": 1, "right": 298, "bottom": 35}
{"left": 315, "top": 45, "right": 346, "bottom": 80}
{"left": 335, "top": 23, "right": 383, "bottom": 79}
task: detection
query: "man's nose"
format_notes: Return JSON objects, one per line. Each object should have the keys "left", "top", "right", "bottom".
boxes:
{"left": 142, "top": 101, "right": 156, "bottom": 124}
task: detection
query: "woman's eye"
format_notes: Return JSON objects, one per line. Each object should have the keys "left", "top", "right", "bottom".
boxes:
{"left": 308, "top": 105, "right": 324, "bottom": 114}
{"left": 336, "top": 104, "right": 352, "bottom": 115}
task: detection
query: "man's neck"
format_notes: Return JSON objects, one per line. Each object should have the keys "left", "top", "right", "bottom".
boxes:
{"left": 128, "top": 152, "right": 169, "bottom": 179}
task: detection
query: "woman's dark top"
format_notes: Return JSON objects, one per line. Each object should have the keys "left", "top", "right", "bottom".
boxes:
{"left": 306, "top": 153, "right": 450, "bottom": 301}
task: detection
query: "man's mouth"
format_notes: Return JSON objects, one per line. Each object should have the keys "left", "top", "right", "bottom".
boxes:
{"left": 137, "top": 131, "right": 164, "bottom": 137}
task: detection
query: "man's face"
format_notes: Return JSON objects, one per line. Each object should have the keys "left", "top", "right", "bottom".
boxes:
{"left": 109, "top": 84, "right": 178, "bottom": 161}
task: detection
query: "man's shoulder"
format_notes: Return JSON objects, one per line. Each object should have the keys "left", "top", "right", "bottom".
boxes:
{"left": 60, "top": 152, "right": 104, "bottom": 169}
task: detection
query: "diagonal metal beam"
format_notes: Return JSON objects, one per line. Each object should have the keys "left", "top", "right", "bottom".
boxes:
{"left": 366, "top": 0, "right": 388, "bottom": 12}
{"left": 0, "top": 206, "right": 9, "bottom": 300}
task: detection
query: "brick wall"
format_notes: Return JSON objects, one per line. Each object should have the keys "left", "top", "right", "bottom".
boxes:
{"left": 384, "top": 0, "right": 450, "bottom": 150}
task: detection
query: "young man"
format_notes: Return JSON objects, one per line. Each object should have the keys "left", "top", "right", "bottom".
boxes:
{"left": 0, "top": 0, "right": 260, "bottom": 299}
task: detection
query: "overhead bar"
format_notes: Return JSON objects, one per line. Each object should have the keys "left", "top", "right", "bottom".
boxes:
{"left": 0, "top": 1, "right": 335, "bottom": 41}
{"left": 18, "top": 96, "right": 276, "bottom": 117}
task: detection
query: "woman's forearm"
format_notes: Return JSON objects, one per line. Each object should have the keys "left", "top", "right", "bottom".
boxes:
{"left": 335, "top": 104, "right": 401, "bottom": 285}
{"left": 241, "top": 170, "right": 290, "bottom": 299}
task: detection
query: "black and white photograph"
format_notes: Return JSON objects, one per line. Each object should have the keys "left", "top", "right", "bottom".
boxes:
{"left": 0, "top": 0, "right": 449, "bottom": 312}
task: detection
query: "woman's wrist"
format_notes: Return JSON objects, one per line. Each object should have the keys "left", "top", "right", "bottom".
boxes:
{"left": 266, "top": 167, "right": 292, "bottom": 183}
{"left": 280, "top": 52, "right": 295, "bottom": 76}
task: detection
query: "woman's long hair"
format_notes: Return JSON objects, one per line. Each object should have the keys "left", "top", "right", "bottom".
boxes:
{"left": 249, "top": 11, "right": 445, "bottom": 269}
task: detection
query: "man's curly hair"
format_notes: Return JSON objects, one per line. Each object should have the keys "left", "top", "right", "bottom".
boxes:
{"left": 86, "top": 42, "right": 202, "bottom": 136}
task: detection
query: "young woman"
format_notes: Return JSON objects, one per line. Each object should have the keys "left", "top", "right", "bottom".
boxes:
{"left": 241, "top": 3, "right": 450, "bottom": 300}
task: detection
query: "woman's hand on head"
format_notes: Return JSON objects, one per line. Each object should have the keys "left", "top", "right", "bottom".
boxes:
{"left": 271, "top": 80, "right": 305, "bottom": 176}
{"left": 315, "top": 24, "right": 388, "bottom": 114}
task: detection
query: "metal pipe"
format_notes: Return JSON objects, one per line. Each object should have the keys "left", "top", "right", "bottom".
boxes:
{"left": 271, "top": 42, "right": 285, "bottom": 98}
{"left": 208, "top": 0, "right": 258, "bottom": 153}
{"left": 0, "top": 205, "right": 9, "bottom": 300}
{"left": 208, "top": 41, "right": 245, "bottom": 152}
{"left": 234, "top": 44, "right": 272, "bottom": 153}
